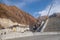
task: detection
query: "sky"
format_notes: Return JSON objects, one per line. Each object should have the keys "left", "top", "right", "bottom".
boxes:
{"left": 0, "top": 0, "right": 60, "bottom": 18}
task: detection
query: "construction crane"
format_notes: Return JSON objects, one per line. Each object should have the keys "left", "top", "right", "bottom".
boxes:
{"left": 30, "top": 0, "right": 54, "bottom": 32}
{"left": 47, "top": 0, "right": 54, "bottom": 17}
{"left": 41, "top": 0, "right": 54, "bottom": 31}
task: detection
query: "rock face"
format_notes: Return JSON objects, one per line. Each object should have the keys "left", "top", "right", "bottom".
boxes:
{"left": 0, "top": 4, "right": 37, "bottom": 28}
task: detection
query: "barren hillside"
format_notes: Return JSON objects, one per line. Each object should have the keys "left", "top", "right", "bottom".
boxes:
{"left": 0, "top": 4, "right": 37, "bottom": 25}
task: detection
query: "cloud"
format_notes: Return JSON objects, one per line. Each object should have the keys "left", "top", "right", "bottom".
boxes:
{"left": 33, "top": 12, "right": 41, "bottom": 18}
{"left": 0, "top": 0, "right": 26, "bottom": 8}
{"left": 38, "top": 5, "right": 50, "bottom": 16}
{"left": 14, "top": 2, "right": 26, "bottom": 8}
{"left": 50, "top": 0, "right": 60, "bottom": 14}
{"left": 0, "top": 0, "right": 9, "bottom": 4}
{"left": 23, "top": 0, "right": 39, "bottom": 3}
{"left": 0, "top": 0, "right": 39, "bottom": 9}
{"left": 38, "top": 0, "right": 60, "bottom": 16}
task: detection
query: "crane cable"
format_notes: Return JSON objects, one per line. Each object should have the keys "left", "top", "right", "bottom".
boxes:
{"left": 47, "top": 0, "right": 54, "bottom": 18}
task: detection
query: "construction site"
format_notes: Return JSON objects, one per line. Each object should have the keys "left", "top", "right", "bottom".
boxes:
{"left": 0, "top": 0, "right": 60, "bottom": 40}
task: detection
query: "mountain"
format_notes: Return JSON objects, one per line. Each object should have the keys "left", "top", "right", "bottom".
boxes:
{"left": 0, "top": 4, "right": 37, "bottom": 28}
{"left": 49, "top": 13, "right": 60, "bottom": 18}
{"left": 38, "top": 16, "right": 48, "bottom": 21}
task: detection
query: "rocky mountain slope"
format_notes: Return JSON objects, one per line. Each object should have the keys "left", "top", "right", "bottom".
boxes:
{"left": 0, "top": 4, "right": 37, "bottom": 28}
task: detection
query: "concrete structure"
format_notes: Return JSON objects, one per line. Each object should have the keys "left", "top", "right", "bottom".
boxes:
{"left": 43, "top": 17, "right": 60, "bottom": 32}
{"left": 0, "top": 32, "right": 60, "bottom": 40}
